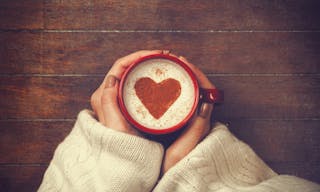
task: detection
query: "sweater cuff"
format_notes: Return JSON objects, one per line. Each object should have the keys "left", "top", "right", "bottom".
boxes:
{"left": 76, "top": 109, "right": 164, "bottom": 166}
{"left": 41, "top": 109, "right": 164, "bottom": 192}
{"left": 154, "top": 123, "right": 277, "bottom": 191}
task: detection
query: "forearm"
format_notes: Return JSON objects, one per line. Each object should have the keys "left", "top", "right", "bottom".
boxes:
{"left": 38, "top": 110, "right": 164, "bottom": 192}
{"left": 154, "top": 123, "right": 320, "bottom": 192}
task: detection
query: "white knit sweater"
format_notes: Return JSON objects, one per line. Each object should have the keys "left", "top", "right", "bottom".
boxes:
{"left": 38, "top": 110, "right": 320, "bottom": 192}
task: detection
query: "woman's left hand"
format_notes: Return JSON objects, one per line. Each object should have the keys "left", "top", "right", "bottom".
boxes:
{"left": 90, "top": 50, "right": 162, "bottom": 136}
{"left": 161, "top": 54, "right": 216, "bottom": 174}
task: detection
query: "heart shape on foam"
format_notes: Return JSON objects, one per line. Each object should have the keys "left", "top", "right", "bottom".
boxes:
{"left": 134, "top": 77, "right": 181, "bottom": 119}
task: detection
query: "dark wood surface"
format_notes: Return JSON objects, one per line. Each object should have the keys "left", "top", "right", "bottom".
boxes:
{"left": 1, "top": 32, "right": 320, "bottom": 74}
{"left": 1, "top": 1, "right": 320, "bottom": 191}
{"left": 1, "top": 76, "right": 319, "bottom": 119}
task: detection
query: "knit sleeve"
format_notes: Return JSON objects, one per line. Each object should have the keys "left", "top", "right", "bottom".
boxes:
{"left": 38, "top": 110, "right": 164, "bottom": 192}
{"left": 153, "top": 123, "right": 320, "bottom": 192}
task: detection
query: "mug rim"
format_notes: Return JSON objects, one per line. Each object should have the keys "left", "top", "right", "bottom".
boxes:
{"left": 118, "top": 53, "right": 199, "bottom": 134}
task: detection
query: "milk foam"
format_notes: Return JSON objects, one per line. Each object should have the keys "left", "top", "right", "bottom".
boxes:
{"left": 123, "top": 58, "right": 195, "bottom": 130}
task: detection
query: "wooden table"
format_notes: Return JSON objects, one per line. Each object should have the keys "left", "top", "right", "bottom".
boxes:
{"left": 1, "top": 1, "right": 319, "bottom": 191}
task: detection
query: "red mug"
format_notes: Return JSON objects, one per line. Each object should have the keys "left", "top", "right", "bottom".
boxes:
{"left": 118, "top": 54, "right": 223, "bottom": 134}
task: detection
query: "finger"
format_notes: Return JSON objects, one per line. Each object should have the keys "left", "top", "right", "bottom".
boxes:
{"left": 175, "top": 103, "right": 213, "bottom": 146}
{"left": 199, "top": 102, "right": 213, "bottom": 119}
{"left": 197, "top": 103, "right": 214, "bottom": 138}
{"left": 101, "top": 75, "right": 129, "bottom": 132}
{"left": 99, "top": 50, "right": 162, "bottom": 90}
{"left": 162, "top": 103, "right": 213, "bottom": 173}
{"left": 106, "top": 50, "right": 162, "bottom": 79}
{"left": 162, "top": 50, "right": 171, "bottom": 55}
{"left": 162, "top": 118, "right": 210, "bottom": 173}
{"left": 158, "top": 52, "right": 214, "bottom": 89}
{"left": 90, "top": 87, "right": 105, "bottom": 124}
{"left": 163, "top": 52, "right": 214, "bottom": 88}
{"left": 179, "top": 56, "right": 215, "bottom": 89}
{"left": 95, "top": 50, "right": 163, "bottom": 113}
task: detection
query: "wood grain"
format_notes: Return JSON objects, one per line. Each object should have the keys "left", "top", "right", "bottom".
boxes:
{"left": 44, "top": 0, "right": 320, "bottom": 30}
{"left": 0, "top": 76, "right": 100, "bottom": 119}
{"left": 0, "top": 165, "right": 46, "bottom": 192}
{"left": 0, "top": 121, "right": 73, "bottom": 163}
{"left": 2, "top": 76, "right": 318, "bottom": 119}
{"left": 267, "top": 162, "right": 320, "bottom": 183}
{"left": 0, "top": 120, "right": 319, "bottom": 164}
{"left": 2, "top": 1, "right": 320, "bottom": 31}
{"left": 211, "top": 75, "right": 320, "bottom": 119}
{"left": 0, "top": 0, "right": 43, "bottom": 30}
{"left": 1, "top": 0, "right": 320, "bottom": 189}
{"left": 1, "top": 32, "right": 320, "bottom": 74}
{"left": 228, "top": 120, "right": 320, "bottom": 163}
{"left": 0, "top": 32, "right": 42, "bottom": 74}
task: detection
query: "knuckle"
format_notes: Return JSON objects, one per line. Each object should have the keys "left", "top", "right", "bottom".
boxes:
{"left": 90, "top": 91, "right": 99, "bottom": 108}
{"left": 101, "top": 89, "right": 114, "bottom": 106}
{"left": 114, "top": 58, "right": 123, "bottom": 66}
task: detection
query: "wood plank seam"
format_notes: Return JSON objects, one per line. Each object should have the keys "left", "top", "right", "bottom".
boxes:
{"left": 0, "top": 74, "right": 319, "bottom": 77}
{"left": 1, "top": 119, "right": 320, "bottom": 121}
{"left": 2, "top": 29, "right": 320, "bottom": 33}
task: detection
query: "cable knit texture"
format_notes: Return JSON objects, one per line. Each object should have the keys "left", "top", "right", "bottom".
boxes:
{"left": 38, "top": 110, "right": 320, "bottom": 192}
{"left": 154, "top": 123, "right": 320, "bottom": 192}
{"left": 38, "top": 110, "right": 164, "bottom": 192}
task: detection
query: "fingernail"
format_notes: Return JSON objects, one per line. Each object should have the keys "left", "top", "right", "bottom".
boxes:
{"left": 162, "top": 50, "right": 170, "bottom": 54}
{"left": 199, "top": 103, "right": 212, "bottom": 118}
{"left": 106, "top": 75, "right": 117, "bottom": 88}
{"left": 179, "top": 56, "right": 188, "bottom": 62}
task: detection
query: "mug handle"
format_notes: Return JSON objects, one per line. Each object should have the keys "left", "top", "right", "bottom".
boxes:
{"left": 200, "top": 88, "right": 224, "bottom": 104}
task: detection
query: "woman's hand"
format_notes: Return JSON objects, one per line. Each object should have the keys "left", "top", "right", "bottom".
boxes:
{"left": 90, "top": 50, "right": 214, "bottom": 173}
{"left": 161, "top": 54, "right": 216, "bottom": 174}
{"left": 90, "top": 50, "right": 162, "bottom": 136}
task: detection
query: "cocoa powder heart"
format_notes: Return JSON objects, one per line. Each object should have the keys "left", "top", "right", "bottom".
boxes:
{"left": 134, "top": 77, "right": 181, "bottom": 119}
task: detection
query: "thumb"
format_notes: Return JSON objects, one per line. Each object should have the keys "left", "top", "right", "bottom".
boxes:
{"left": 101, "top": 75, "right": 129, "bottom": 132}
{"left": 162, "top": 103, "right": 213, "bottom": 173}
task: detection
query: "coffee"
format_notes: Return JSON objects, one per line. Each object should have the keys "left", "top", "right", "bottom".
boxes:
{"left": 120, "top": 57, "right": 198, "bottom": 133}
{"left": 134, "top": 77, "right": 181, "bottom": 119}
